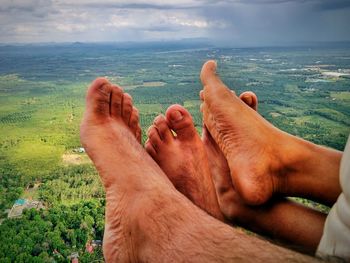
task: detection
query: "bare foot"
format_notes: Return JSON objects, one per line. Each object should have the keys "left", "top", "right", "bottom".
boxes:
{"left": 203, "top": 91, "right": 259, "bottom": 218}
{"left": 80, "top": 78, "right": 318, "bottom": 263}
{"left": 145, "top": 105, "right": 224, "bottom": 220}
{"left": 80, "top": 78, "right": 170, "bottom": 261}
{"left": 200, "top": 60, "right": 297, "bottom": 205}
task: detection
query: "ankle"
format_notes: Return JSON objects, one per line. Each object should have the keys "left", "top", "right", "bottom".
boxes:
{"left": 278, "top": 133, "right": 342, "bottom": 204}
{"left": 269, "top": 131, "right": 312, "bottom": 195}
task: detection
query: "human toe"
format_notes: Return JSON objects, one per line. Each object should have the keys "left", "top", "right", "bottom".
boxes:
{"left": 128, "top": 107, "right": 141, "bottom": 142}
{"left": 147, "top": 125, "right": 163, "bottom": 151}
{"left": 145, "top": 139, "right": 157, "bottom": 158}
{"left": 122, "top": 93, "right": 133, "bottom": 124}
{"left": 153, "top": 115, "right": 173, "bottom": 142}
{"left": 200, "top": 61, "right": 237, "bottom": 104}
{"left": 239, "top": 91, "right": 258, "bottom": 111}
{"left": 165, "top": 104, "right": 197, "bottom": 141}
{"left": 110, "top": 84, "right": 124, "bottom": 119}
{"left": 86, "top": 77, "right": 113, "bottom": 117}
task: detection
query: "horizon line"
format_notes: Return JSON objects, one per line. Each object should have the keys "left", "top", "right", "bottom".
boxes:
{"left": 1, "top": 40, "right": 350, "bottom": 49}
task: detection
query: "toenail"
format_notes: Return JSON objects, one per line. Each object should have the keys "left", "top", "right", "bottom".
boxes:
{"left": 170, "top": 110, "right": 183, "bottom": 122}
{"left": 154, "top": 115, "right": 163, "bottom": 124}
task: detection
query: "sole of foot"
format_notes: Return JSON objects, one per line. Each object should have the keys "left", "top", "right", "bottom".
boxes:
{"left": 203, "top": 91, "right": 259, "bottom": 218}
{"left": 200, "top": 60, "right": 290, "bottom": 205}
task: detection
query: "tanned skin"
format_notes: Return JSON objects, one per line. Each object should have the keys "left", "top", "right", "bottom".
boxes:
{"left": 146, "top": 96, "right": 326, "bottom": 253}
{"left": 80, "top": 77, "right": 318, "bottom": 262}
{"left": 199, "top": 60, "right": 342, "bottom": 207}
{"left": 147, "top": 62, "right": 340, "bottom": 253}
{"left": 144, "top": 91, "right": 257, "bottom": 221}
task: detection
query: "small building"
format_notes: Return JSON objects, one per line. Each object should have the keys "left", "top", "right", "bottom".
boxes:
{"left": 8, "top": 199, "right": 45, "bottom": 218}
{"left": 92, "top": 240, "right": 102, "bottom": 247}
{"left": 15, "top": 199, "right": 26, "bottom": 206}
{"left": 73, "top": 147, "right": 85, "bottom": 153}
{"left": 69, "top": 252, "right": 79, "bottom": 263}
{"left": 86, "top": 240, "right": 102, "bottom": 253}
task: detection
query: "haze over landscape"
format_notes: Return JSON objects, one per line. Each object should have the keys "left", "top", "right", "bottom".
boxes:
{"left": 1, "top": 0, "right": 350, "bottom": 46}
{"left": 0, "top": 1, "right": 350, "bottom": 262}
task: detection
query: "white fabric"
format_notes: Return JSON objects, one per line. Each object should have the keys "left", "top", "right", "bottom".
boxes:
{"left": 316, "top": 136, "right": 350, "bottom": 262}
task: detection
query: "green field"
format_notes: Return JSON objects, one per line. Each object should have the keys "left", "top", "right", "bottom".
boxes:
{"left": 0, "top": 45, "right": 349, "bottom": 262}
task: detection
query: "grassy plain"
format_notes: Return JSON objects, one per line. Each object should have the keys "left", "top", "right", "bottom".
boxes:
{"left": 0, "top": 45, "right": 349, "bottom": 261}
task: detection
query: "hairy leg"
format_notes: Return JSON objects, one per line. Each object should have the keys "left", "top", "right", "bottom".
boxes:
{"left": 80, "top": 78, "right": 317, "bottom": 262}
{"left": 200, "top": 60, "right": 342, "bottom": 206}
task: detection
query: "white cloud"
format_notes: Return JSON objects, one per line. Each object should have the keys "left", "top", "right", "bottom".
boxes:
{"left": 107, "top": 15, "right": 137, "bottom": 28}
{"left": 56, "top": 0, "right": 200, "bottom": 9}
{"left": 0, "top": 0, "right": 349, "bottom": 44}
{"left": 171, "top": 16, "right": 208, "bottom": 28}
{"left": 56, "top": 23, "right": 88, "bottom": 33}
{"left": 106, "top": 11, "right": 215, "bottom": 31}
{"left": 14, "top": 25, "right": 36, "bottom": 34}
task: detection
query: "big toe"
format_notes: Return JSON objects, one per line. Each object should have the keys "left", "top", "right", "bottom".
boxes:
{"left": 86, "top": 77, "right": 113, "bottom": 119}
{"left": 200, "top": 60, "right": 234, "bottom": 102}
{"left": 239, "top": 91, "right": 258, "bottom": 111}
{"left": 165, "top": 104, "right": 197, "bottom": 141}
{"left": 129, "top": 107, "right": 141, "bottom": 142}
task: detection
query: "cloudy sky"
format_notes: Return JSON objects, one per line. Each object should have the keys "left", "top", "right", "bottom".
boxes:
{"left": 1, "top": 0, "right": 350, "bottom": 46}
